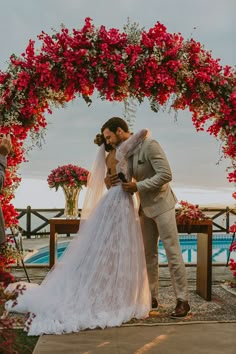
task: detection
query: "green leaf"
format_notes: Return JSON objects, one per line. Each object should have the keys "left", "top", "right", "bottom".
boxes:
{"left": 149, "top": 98, "right": 160, "bottom": 113}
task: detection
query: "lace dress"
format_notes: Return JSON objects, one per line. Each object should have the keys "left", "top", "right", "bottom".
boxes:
{"left": 5, "top": 130, "right": 151, "bottom": 335}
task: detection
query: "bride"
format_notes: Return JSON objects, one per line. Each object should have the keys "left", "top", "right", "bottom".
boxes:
{"left": 5, "top": 128, "right": 151, "bottom": 336}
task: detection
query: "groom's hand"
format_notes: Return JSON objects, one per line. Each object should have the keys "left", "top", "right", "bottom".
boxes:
{"left": 122, "top": 182, "right": 138, "bottom": 194}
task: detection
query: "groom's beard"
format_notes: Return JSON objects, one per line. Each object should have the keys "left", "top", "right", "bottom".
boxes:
{"left": 114, "top": 132, "right": 128, "bottom": 147}
{"left": 112, "top": 134, "right": 123, "bottom": 148}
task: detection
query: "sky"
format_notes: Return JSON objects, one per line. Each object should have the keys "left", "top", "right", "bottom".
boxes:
{"left": 0, "top": 0, "right": 235, "bottom": 208}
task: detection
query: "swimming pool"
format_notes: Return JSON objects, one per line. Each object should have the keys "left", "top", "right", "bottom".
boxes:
{"left": 25, "top": 235, "right": 234, "bottom": 265}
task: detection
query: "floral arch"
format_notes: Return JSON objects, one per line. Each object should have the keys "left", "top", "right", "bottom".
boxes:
{"left": 0, "top": 18, "right": 235, "bottom": 227}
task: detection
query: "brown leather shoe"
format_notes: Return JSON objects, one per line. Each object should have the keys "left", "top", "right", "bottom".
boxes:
{"left": 170, "top": 300, "right": 190, "bottom": 318}
{"left": 152, "top": 298, "right": 158, "bottom": 309}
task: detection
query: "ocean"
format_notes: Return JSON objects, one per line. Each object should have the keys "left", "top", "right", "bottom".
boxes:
{"left": 12, "top": 178, "right": 235, "bottom": 209}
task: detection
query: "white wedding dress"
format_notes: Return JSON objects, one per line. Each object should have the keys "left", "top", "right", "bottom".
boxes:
{"left": 5, "top": 130, "right": 151, "bottom": 336}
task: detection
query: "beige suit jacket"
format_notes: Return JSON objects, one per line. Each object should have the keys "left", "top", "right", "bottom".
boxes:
{"left": 130, "top": 137, "right": 177, "bottom": 218}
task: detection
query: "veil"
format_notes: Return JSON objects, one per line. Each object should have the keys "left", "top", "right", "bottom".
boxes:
{"left": 80, "top": 144, "right": 107, "bottom": 222}
{"left": 81, "top": 129, "right": 149, "bottom": 221}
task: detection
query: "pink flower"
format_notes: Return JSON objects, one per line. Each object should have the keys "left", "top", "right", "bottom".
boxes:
{"left": 230, "top": 91, "right": 236, "bottom": 106}
{"left": 229, "top": 242, "right": 236, "bottom": 253}
{"left": 229, "top": 224, "right": 236, "bottom": 233}
{"left": 227, "top": 171, "right": 236, "bottom": 183}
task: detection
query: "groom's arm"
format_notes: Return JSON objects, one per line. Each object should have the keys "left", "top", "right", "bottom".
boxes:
{"left": 136, "top": 140, "right": 172, "bottom": 192}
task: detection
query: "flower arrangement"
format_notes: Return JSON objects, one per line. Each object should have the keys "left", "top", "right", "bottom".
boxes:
{"left": 0, "top": 18, "right": 235, "bottom": 228}
{"left": 47, "top": 164, "right": 89, "bottom": 191}
{"left": 176, "top": 200, "right": 208, "bottom": 224}
{"left": 47, "top": 164, "right": 89, "bottom": 218}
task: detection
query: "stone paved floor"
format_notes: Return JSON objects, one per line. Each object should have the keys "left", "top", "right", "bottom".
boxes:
{"left": 33, "top": 323, "right": 236, "bottom": 354}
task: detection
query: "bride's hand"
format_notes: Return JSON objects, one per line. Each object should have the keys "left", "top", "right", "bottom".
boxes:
{"left": 104, "top": 173, "right": 120, "bottom": 189}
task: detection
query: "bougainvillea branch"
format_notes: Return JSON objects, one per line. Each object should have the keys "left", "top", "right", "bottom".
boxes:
{"left": 0, "top": 18, "right": 235, "bottom": 227}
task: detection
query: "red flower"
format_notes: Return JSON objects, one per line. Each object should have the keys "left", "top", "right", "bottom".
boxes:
{"left": 230, "top": 91, "right": 236, "bottom": 106}
{"left": 227, "top": 171, "right": 236, "bottom": 183}
{"left": 229, "top": 224, "right": 236, "bottom": 233}
{"left": 229, "top": 259, "right": 236, "bottom": 278}
{"left": 0, "top": 270, "right": 15, "bottom": 287}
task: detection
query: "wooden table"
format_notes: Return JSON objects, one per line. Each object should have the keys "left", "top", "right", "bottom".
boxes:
{"left": 49, "top": 218, "right": 212, "bottom": 301}
{"left": 49, "top": 218, "right": 80, "bottom": 268}
{"left": 177, "top": 220, "right": 212, "bottom": 301}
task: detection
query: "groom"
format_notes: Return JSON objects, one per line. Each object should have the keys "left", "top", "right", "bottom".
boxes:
{"left": 101, "top": 117, "right": 190, "bottom": 318}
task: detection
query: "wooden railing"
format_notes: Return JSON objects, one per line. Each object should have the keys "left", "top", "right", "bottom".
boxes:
{"left": 13, "top": 206, "right": 81, "bottom": 238}
{"left": 9, "top": 205, "right": 236, "bottom": 238}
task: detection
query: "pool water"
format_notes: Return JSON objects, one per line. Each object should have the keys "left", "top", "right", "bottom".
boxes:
{"left": 25, "top": 235, "right": 234, "bottom": 265}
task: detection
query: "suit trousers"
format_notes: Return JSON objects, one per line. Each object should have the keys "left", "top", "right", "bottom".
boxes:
{"left": 139, "top": 207, "right": 188, "bottom": 302}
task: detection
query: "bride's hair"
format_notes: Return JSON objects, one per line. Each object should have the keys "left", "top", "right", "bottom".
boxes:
{"left": 94, "top": 133, "right": 113, "bottom": 152}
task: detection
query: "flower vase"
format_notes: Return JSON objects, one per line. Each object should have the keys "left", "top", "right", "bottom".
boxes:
{"left": 62, "top": 186, "right": 80, "bottom": 219}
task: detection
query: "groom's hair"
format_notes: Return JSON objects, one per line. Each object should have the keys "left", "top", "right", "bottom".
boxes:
{"left": 101, "top": 117, "right": 129, "bottom": 134}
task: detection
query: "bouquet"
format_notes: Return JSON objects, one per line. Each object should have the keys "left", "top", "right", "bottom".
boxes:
{"left": 47, "top": 164, "right": 89, "bottom": 191}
